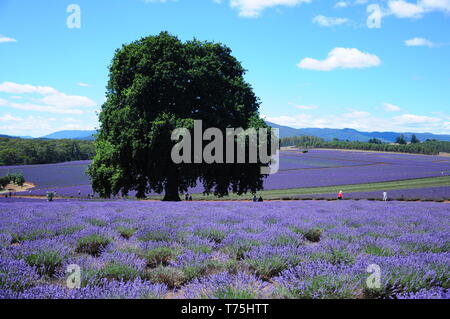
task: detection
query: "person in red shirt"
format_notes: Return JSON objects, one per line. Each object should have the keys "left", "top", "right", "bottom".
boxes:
{"left": 338, "top": 191, "right": 343, "bottom": 200}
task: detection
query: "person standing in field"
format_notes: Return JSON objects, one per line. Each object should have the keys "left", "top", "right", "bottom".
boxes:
{"left": 338, "top": 191, "right": 343, "bottom": 200}
{"left": 383, "top": 192, "right": 388, "bottom": 201}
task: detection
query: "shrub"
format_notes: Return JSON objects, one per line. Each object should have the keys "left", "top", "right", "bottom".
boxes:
{"left": 276, "top": 274, "right": 359, "bottom": 299}
{"left": 246, "top": 256, "right": 294, "bottom": 280}
{"left": 213, "top": 287, "right": 258, "bottom": 299}
{"left": 318, "top": 249, "right": 355, "bottom": 265}
{"left": 144, "top": 246, "right": 181, "bottom": 267}
{"left": 76, "top": 234, "right": 111, "bottom": 256}
{"left": 86, "top": 218, "right": 108, "bottom": 227}
{"left": 25, "top": 250, "right": 63, "bottom": 277}
{"left": 10, "top": 229, "right": 54, "bottom": 243}
{"left": 226, "top": 239, "right": 261, "bottom": 260}
{"left": 365, "top": 245, "right": 394, "bottom": 257}
{"left": 146, "top": 266, "right": 187, "bottom": 288}
{"left": 98, "top": 262, "right": 139, "bottom": 281}
{"left": 271, "top": 235, "right": 301, "bottom": 247}
{"left": 304, "top": 227, "right": 324, "bottom": 243}
{"left": 188, "top": 244, "right": 214, "bottom": 254}
{"left": 116, "top": 226, "right": 136, "bottom": 239}
{"left": 15, "top": 173, "right": 25, "bottom": 187}
{"left": 194, "top": 229, "right": 226, "bottom": 244}
{"left": 0, "top": 176, "right": 9, "bottom": 189}
{"left": 46, "top": 192, "right": 55, "bottom": 202}
{"left": 182, "top": 264, "right": 208, "bottom": 281}
{"left": 56, "top": 226, "right": 84, "bottom": 236}
{"left": 138, "top": 230, "right": 172, "bottom": 242}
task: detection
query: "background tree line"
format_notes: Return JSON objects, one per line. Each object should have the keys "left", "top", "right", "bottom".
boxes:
{"left": 0, "top": 137, "right": 95, "bottom": 166}
{"left": 280, "top": 135, "right": 450, "bottom": 155}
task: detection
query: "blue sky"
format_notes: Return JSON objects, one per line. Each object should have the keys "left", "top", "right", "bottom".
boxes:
{"left": 1, "top": 0, "right": 449, "bottom": 137}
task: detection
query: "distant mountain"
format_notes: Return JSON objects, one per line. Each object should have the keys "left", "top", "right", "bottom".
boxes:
{"left": 41, "top": 130, "right": 96, "bottom": 140}
{"left": 4, "top": 125, "right": 450, "bottom": 143}
{"left": 266, "top": 122, "right": 450, "bottom": 142}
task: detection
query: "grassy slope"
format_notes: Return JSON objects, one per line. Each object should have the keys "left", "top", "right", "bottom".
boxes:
{"left": 148, "top": 176, "right": 450, "bottom": 200}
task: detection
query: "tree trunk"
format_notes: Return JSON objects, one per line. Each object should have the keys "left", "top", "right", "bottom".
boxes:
{"left": 162, "top": 166, "right": 181, "bottom": 202}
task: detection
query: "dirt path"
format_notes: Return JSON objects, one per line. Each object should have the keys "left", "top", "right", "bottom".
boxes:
{"left": 0, "top": 182, "right": 35, "bottom": 194}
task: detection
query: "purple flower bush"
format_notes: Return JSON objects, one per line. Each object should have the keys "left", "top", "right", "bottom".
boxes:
{"left": 0, "top": 199, "right": 448, "bottom": 299}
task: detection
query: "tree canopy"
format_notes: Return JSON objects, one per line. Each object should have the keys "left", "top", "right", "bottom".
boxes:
{"left": 410, "top": 134, "right": 420, "bottom": 144}
{"left": 0, "top": 137, "right": 94, "bottom": 166}
{"left": 88, "top": 32, "right": 272, "bottom": 201}
{"left": 396, "top": 134, "right": 407, "bottom": 145}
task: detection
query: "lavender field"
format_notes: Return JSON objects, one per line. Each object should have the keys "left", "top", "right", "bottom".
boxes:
{"left": 2, "top": 150, "right": 450, "bottom": 199}
{"left": 0, "top": 199, "right": 448, "bottom": 299}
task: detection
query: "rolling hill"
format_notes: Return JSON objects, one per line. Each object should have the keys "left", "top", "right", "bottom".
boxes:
{"left": 2, "top": 125, "right": 450, "bottom": 143}
{"left": 40, "top": 130, "right": 96, "bottom": 140}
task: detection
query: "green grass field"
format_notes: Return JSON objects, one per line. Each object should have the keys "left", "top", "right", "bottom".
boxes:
{"left": 147, "top": 176, "right": 450, "bottom": 200}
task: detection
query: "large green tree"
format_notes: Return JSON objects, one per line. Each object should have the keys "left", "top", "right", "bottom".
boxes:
{"left": 88, "top": 32, "right": 273, "bottom": 201}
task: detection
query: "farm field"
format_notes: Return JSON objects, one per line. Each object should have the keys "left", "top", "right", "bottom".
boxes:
{"left": 2, "top": 149, "right": 450, "bottom": 200}
{"left": 0, "top": 200, "right": 449, "bottom": 299}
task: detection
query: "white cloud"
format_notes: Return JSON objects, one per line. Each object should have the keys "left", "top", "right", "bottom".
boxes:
{"left": 0, "top": 115, "right": 53, "bottom": 137}
{"left": 0, "top": 36, "right": 17, "bottom": 43}
{"left": 0, "top": 82, "right": 97, "bottom": 114}
{"left": 346, "top": 110, "right": 371, "bottom": 118}
{"left": 420, "top": 0, "right": 450, "bottom": 12}
{"left": 393, "top": 113, "right": 441, "bottom": 124}
{"left": 297, "top": 48, "right": 381, "bottom": 71}
{"left": 229, "top": 0, "right": 312, "bottom": 17}
{"left": 77, "top": 82, "right": 91, "bottom": 87}
{"left": 0, "top": 114, "right": 21, "bottom": 122}
{"left": 62, "top": 117, "right": 80, "bottom": 123}
{"left": 388, "top": 0, "right": 425, "bottom": 18}
{"left": 334, "top": 1, "right": 349, "bottom": 8}
{"left": 5, "top": 102, "right": 85, "bottom": 115}
{"left": 383, "top": 103, "right": 401, "bottom": 112}
{"left": 0, "top": 114, "right": 96, "bottom": 137}
{"left": 404, "top": 37, "right": 436, "bottom": 47}
{"left": 39, "top": 93, "right": 96, "bottom": 108}
{"left": 0, "top": 82, "right": 58, "bottom": 95}
{"left": 313, "top": 15, "right": 349, "bottom": 27}
{"left": 289, "top": 102, "right": 319, "bottom": 110}
{"left": 388, "top": 0, "right": 450, "bottom": 19}
{"left": 334, "top": 0, "right": 368, "bottom": 8}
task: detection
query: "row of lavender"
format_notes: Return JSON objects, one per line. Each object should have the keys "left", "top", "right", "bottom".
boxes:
{"left": 1, "top": 200, "right": 448, "bottom": 299}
